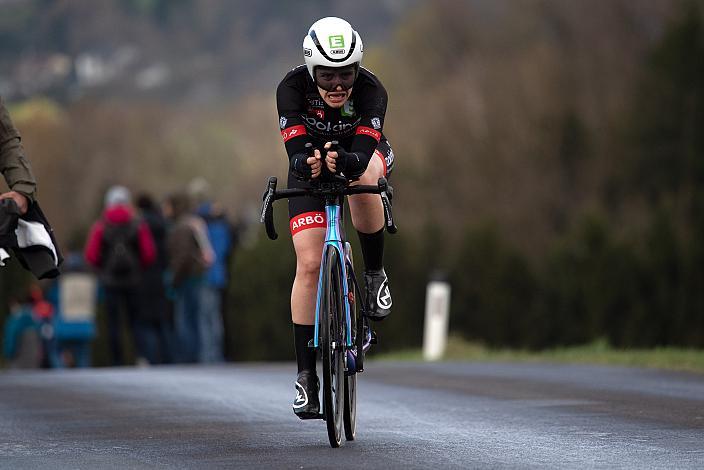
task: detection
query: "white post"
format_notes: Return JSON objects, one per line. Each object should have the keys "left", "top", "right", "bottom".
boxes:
{"left": 423, "top": 281, "right": 451, "bottom": 361}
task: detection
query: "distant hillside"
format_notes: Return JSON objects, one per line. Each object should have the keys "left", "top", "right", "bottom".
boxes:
{"left": 0, "top": 0, "right": 415, "bottom": 103}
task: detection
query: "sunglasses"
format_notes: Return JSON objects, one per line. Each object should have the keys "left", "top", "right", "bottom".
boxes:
{"left": 314, "top": 65, "right": 358, "bottom": 92}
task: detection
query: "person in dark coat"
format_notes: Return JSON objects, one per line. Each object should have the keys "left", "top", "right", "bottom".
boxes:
{"left": 135, "top": 193, "right": 172, "bottom": 364}
{"left": 0, "top": 95, "right": 35, "bottom": 215}
{"left": 84, "top": 186, "right": 156, "bottom": 365}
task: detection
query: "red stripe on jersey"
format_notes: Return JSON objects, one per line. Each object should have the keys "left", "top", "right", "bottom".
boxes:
{"left": 290, "top": 211, "right": 327, "bottom": 236}
{"left": 281, "top": 125, "right": 307, "bottom": 143}
{"left": 355, "top": 126, "right": 381, "bottom": 142}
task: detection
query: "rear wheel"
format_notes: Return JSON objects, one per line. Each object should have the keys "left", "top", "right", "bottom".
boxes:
{"left": 343, "top": 243, "right": 357, "bottom": 441}
{"left": 344, "top": 369, "right": 357, "bottom": 440}
{"left": 321, "top": 246, "right": 345, "bottom": 448}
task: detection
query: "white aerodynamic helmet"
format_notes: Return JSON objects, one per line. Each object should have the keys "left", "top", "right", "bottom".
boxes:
{"left": 302, "top": 17, "right": 363, "bottom": 80}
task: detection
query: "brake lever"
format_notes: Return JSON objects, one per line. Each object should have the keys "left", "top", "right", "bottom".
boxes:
{"left": 377, "top": 177, "right": 397, "bottom": 234}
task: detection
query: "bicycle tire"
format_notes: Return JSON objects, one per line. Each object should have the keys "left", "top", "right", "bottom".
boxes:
{"left": 344, "top": 362, "right": 357, "bottom": 441}
{"left": 321, "top": 245, "right": 345, "bottom": 448}
{"left": 343, "top": 243, "right": 357, "bottom": 441}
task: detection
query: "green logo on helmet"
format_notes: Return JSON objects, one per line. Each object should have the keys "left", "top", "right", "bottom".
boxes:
{"left": 328, "top": 35, "right": 345, "bottom": 49}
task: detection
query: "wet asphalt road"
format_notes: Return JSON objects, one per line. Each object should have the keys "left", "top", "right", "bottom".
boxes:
{"left": 1, "top": 362, "right": 703, "bottom": 469}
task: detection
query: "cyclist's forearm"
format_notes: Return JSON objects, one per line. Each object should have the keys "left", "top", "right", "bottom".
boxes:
{"left": 338, "top": 150, "right": 369, "bottom": 178}
{"left": 349, "top": 133, "right": 377, "bottom": 175}
{"left": 283, "top": 134, "right": 311, "bottom": 161}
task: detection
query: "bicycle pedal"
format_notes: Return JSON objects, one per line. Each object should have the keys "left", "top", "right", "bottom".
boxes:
{"left": 370, "top": 330, "right": 378, "bottom": 344}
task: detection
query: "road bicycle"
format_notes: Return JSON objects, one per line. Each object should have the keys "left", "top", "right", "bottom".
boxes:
{"left": 260, "top": 142, "right": 396, "bottom": 447}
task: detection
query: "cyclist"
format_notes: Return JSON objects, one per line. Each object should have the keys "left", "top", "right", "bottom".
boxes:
{"left": 277, "top": 17, "right": 395, "bottom": 419}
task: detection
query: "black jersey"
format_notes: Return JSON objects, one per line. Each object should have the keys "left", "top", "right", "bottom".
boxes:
{"left": 276, "top": 65, "right": 388, "bottom": 162}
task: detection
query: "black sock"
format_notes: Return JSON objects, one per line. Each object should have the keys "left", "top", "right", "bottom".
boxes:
{"left": 293, "top": 323, "right": 316, "bottom": 374}
{"left": 357, "top": 228, "right": 385, "bottom": 271}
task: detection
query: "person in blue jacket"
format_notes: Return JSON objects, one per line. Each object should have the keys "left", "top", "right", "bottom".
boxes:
{"left": 196, "top": 199, "right": 233, "bottom": 363}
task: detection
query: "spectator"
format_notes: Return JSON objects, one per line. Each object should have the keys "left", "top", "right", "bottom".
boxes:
{"left": 1, "top": 95, "right": 61, "bottom": 280}
{"left": 84, "top": 185, "right": 156, "bottom": 366}
{"left": 163, "top": 191, "right": 213, "bottom": 363}
{"left": 0, "top": 95, "right": 35, "bottom": 215}
{"left": 3, "top": 299, "right": 41, "bottom": 369}
{"left": 135, "top": 193, "right": 172, "bottom": 364}
{"left": 28, "top": 283, "right": 55, "bottom": 368}
{"left": 46, "top": 252, "right": 97, "bottom": 368}
{"left": 189, "top": 178, "right": 232, "bottom": 363}
{"left": 194, "top": 200, "right": 231, "bottom": 363}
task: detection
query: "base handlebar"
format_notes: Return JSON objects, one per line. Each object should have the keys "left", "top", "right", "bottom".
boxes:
{"left": 259, "top": 176, "right": 397, "bottom": 240}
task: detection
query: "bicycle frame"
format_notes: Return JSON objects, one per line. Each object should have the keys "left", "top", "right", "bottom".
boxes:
{"left": 313, "top": 199, "right": 353, "bottom": 350}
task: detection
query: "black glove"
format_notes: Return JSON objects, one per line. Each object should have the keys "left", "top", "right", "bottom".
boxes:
{"left": 334, "top": 149, "right": 368, "bottom": 180}
{"left": 289, "top": 153, "right": 312, "bottom": 180}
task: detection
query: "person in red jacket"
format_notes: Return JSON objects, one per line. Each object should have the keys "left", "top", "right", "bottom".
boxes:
{"left": 84, "top": 185, "right": 156, "bottom": 366}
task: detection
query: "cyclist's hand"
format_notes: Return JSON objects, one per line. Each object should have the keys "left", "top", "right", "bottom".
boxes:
{"left": 291, "top": 151, "right": 322, "bottom": 180}
{"left": 324, "top": 143, "right": 366, "bottom": 179}
{"left": 324, "top": 141, "right": 339, "bottom": 173}
{"left": 309, "top": 149, "right": 322, "bottom": 179}
{"left": 0, "top": 191, "right": 28, "bottom": 215}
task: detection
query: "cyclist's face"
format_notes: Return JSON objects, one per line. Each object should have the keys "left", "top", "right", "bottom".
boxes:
{"left": 314, "top": 65, "right": 357, "bottom": 91}
{"left": 315, "top": 65, "right": 356, "bottom": 108}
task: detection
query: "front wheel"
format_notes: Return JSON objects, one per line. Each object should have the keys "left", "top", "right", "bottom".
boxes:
{"left": 321, "top": 246, "right": 345, "bottom": 448}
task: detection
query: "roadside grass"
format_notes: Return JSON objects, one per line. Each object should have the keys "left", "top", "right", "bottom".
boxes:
{"left": 373, "top": 336, "right": 704, "bottom": 374}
